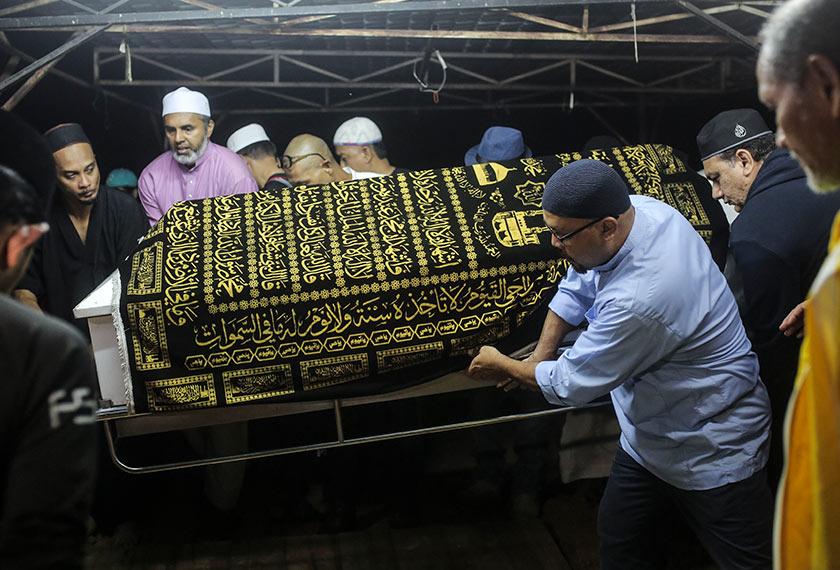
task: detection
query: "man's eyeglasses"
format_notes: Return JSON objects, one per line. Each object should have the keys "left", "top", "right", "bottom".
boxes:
{"left": 547, "top": 217, "right": 605, "bottom": 246}
{"left": 280, "top": 153, "right": 325, "bottom": 169}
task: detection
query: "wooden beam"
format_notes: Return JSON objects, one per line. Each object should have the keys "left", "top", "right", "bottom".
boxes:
{"left": 0, "top": 0, "right": 58, "bottom": 18}
{"left": 497, "top": 9, "right": 582, "bottom": 33}
{"left": 0, "top": 0, "right": 697, "bottom": 30}
{"left": 590, "top": 4, "right": 738, "bottom": 33}
{"left": 0, "top": 32, "right": 153, "bottom": 111}
{"left": 2, "top": 55, "right": 58, "bottom": 109}
{"left": 738, "top": 4, "right": 773, "bottom": 19}
{"left": 177, "top": 0, "right": 272, "bottom": 27}
{"left": 87, "top": 25, "right": 742, "bottom": 44}
{"left": 0, "top": 25, "right": 106, "bottom": 93}
{"left": 0, "top": 54, "right": 20, "bottom": 81}
{"left": 675, "top": 0, "right": 759, "bottom": 51}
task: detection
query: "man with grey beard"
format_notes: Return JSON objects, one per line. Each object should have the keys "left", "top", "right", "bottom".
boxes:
{"left": 138, "top": 87, "right": 257, "bottom": 226}
{"left": 756, "top": 0, "right": 840, "bottom": 566}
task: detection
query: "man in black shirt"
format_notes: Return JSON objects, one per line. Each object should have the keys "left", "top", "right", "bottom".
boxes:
{"left": 697, "top": 108, "right": 840, "bottom": 487}
{"left": 14, "top": 123, "right": 148, "bottom": 337}
{"left": 0, "top": 111, "right": 98, "bottom": 570}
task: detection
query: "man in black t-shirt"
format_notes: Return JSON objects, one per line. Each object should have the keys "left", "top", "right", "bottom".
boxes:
{"left": 0, "top": 111, "right": 97, "bottom": 570}
{"left": 14, "top": 122, "right": 148, "bottom": 337}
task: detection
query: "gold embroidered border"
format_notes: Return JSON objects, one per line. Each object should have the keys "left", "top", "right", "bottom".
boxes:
{"left": 443, "top": 169, "right": 477, "bottom": 270}
{"left": 401, "top": 173, "right": 430, "bottom": 277}
{"left": 244, "top": 192, "right": 259, "bottom": 300}
{"left": 203, "top": 258, "right": 559, "bottom": 314}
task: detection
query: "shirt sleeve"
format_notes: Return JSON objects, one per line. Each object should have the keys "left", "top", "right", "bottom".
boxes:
{"left": 547, "top": 267, "right": 597, "bottom": 327}
{"left": 0, "top": 325, "right": 97, "bottom": 569}
{"left": 138, "top": 169, "right": 163, "bottom": 226}
{"left": 535, "top": 301, "right": 687, "bottom": 406}
{"left": 227, "top": 155, "right": 259, "bottom": 196}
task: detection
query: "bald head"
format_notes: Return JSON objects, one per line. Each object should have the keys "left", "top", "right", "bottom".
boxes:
{"left": 282, "top": 134, "right": 347, "bottom": 186}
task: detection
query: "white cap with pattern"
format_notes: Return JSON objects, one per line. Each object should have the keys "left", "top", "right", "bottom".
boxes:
{"left": 333, "top": 116, "right": 383, "bottom": 146}
{"left": 226, "top": 123, "right": 271, "bottom": 153}
{"left": 161, "top": 87, "right": 211, "bottom": 117}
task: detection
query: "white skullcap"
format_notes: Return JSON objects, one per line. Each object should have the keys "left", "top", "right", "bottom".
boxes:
{"left": 226, "top": 123, "right": 271, "bottom": 153}
{"left": 333, "top": 116, "right": 383, "bottom": 146}
{"left": 161, "top": 87, "right": 211, "bottom": 117}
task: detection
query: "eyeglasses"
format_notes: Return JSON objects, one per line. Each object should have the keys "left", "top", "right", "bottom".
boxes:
{"left": 547, "top": 217, "right": 605, "bottom": 246}
{"left": 280, "top": 153, "right": 325, "bottom": 169}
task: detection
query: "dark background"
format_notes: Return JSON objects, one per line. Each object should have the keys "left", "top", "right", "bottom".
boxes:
{"left": 9, "top": 72, "right": 768, "bottom": 181}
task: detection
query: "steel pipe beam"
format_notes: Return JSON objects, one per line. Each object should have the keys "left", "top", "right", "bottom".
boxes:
{"left": 0, "top": 0, "right": 753, "bottom": 31}
{"left": 92, "top": 46, "right": 732, "bottom": 63}
{"left": 97, "top": 79, "right": 737, "bottom": 93}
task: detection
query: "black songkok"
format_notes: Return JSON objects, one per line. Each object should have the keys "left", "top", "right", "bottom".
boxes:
{"left": 542, "top": 159, "right": 631, "bottom": 219}
{"left": 696, "top": 109, "right": 772, "bottom": 161}
{"left": 44, "top": 123, "right": 90, "bottom": 153}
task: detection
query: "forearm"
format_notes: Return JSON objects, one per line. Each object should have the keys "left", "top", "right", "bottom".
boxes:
{"left": 500, "top": 356, "right": 540, "bottom": 387}
{"left": 530, "top": 309, "right": 575, "bottom": 362}
{"left": 12, "top": 289, "right": 41, "bottom": 313}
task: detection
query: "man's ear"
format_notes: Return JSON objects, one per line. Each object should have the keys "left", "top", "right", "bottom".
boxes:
{"left": 735, "top": 148, "right": 757, "bottom": 176}
{"left": 600, "top": 217, "right": 619, "bottom": 239}
{"left": 362, "top": 146, "right": 374, "bottom": 165}
{"left": 807, "top": 54, "right": 840, "bottom": 119}
{"left": 206, "top": 119, "right": 215, "bottom": 138}
{"left": 3, "top": 223, "right": 48, "bottom": 271}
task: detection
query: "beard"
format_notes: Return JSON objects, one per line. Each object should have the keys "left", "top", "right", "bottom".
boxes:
{"left": 790, "top": 150, "right": 840, "bottom": 194}
{"left": 804, "top": 168, "right": 840, "bottom": 194}
{"left": 171, "top": 133, "right": 209, "bottom": 166}
{"left": 560, "top": 253, "right": 588, "bottom": 275}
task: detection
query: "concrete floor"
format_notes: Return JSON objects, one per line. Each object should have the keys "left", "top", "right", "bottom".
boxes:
{"left": 85, "top": 422, "right": 718, "bottom": 570}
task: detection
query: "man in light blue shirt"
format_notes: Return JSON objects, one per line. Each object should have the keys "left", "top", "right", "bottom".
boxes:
{"left": 468, "top": 159, "right": 772, "bottom": 570}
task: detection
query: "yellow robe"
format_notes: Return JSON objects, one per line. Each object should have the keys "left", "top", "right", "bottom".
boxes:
{"left": 775, "top": 211, "right": 840, "bottom": 569}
